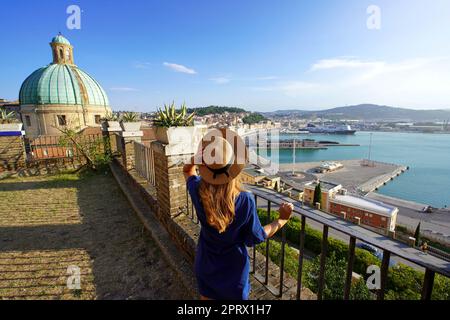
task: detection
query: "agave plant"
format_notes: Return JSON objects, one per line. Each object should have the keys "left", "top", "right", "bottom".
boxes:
{"left": 101, "top": 111, "right": 119, "bottom": 122}
{"left": 153, "top": 102, "right": 195, "bottom": 128}
{"left": 0, "top": 108, "right": 18, "bottom": 124}
{"left": 121, "top": 112, "right": 139, "bottom": 122}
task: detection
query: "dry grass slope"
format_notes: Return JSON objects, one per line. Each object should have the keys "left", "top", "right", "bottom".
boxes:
{"left": 0, "top": 171, "right": 189, "bottom": 300}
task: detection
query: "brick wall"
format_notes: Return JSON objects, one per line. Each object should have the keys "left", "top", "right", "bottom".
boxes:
{"left": 152, "top": 141, "right": 191, "bottom": 218}
{"left": 0, "top": 135, "right": 26, "bottom": 172}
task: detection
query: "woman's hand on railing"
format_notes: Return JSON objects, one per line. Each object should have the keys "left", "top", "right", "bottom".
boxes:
{"left": 263, "top": 202, "right": 293, "bottom": 238}
{"left": 279, "top": 202, "right": 294, "bottom": 222}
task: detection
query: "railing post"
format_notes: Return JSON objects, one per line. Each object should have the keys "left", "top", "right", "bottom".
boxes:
{"left": 296, "top": 215, "right": 306, "bottom": 300}
{"left": 151, "top": 141, "right": 193, "bottom": 218}
{"left": 421, "top": 268, "right": 435, "bottom": 300}
{"left": 264, "top": 201, "right": 271, "bottom": 285}
{"left": 279, "top": 226, "right": 286, "bottom": 297}
{"left": 252, "top": 194, "right": 258, "bottom": 274}
{"left": 344, "top": 236, "right": 356, "bottom": 300}
{"left": 317, "top": 225, "right": 329, "bottom": 300}
{"left": 377, "top": 250, "right": 391, "bottom": 301}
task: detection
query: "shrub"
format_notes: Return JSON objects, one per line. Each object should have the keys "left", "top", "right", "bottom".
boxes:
{"left": 304, "top": 252, "right": 373, "bottom": 300}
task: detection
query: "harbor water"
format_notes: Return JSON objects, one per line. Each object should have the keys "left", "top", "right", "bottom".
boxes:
{"left": 265, "top": 131, "right": 450, "bottom": 208}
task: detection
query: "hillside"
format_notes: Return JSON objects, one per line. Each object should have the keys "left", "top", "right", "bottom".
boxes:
{"left": 187, "top": 106, "right": 246, "bottom": 116}
{"left": 261, "top": 104, "right": 450, "bottom": 122}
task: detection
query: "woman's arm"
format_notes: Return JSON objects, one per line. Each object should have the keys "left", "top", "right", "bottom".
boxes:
{"left": 183, "top": 155, "right": 198, "bottom": 181}
{"left": 183, "top": 163, "right": 198, "bottom": 181}
{"left": 263, "top": 202, "right": 293, "bottom": 238}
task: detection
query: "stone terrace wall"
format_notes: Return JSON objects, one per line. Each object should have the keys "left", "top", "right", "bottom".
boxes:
{"left": 0, "top": 134, "right": 26, "bottom": 172}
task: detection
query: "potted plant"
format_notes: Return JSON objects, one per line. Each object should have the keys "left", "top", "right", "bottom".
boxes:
{"left": 101, "top": 111, "right": 121, "bottom": 132}
{"left": 120, "top": 112, "right": 142, "bottom": 132}
{"left": 0, "top": 108, "right": 23, "bottom": 132}
{"left": 153, "top": 102, "right": 196, "bottom": 144}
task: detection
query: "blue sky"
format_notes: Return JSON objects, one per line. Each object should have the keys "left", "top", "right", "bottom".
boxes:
{"left": 1, "top": 0, "right": 450, "bottom": 111}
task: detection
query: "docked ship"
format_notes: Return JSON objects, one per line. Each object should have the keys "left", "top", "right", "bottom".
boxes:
{"left": 306, "top": 123, "right": 356, "bottom": 135}
{"left": 280, "top": 128, "right": 310, "bottom": 134}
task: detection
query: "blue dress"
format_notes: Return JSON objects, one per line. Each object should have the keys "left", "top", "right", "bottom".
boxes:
{"left": 187, "top": 176, "right": 268, "bottom": 300}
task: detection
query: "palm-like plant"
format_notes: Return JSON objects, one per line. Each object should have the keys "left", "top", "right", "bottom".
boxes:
{"left": 101, "top": 111, "right": 119, "bottom": 122}
{"left": 153, "top": 102, "right": 195, "bottom": 127}
{"left": 121, "top": 112, "right": 139, "bottom": 122}
{"left": 0, "top": 108, "right": 18, "bottom": 124}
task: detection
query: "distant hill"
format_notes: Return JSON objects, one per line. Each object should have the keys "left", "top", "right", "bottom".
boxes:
{"left": 188, "top": 106, "right": 246, "bottom": 116}
{"left": 261, "top": 104, "right": 450, "bottom": 122}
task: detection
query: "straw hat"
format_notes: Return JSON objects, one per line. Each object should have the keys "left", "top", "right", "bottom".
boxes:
{"left": 195, "top": 128, "right": 248, "bottom": 185}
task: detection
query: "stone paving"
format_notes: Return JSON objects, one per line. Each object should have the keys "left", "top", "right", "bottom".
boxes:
{"left": 0, "top": 171, "right": 189, "bottom": 300}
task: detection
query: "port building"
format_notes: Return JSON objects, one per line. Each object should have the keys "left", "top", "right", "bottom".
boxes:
{"left": 329, "top": 191, "right": 398, "bottom": 232}
{"left": 303, "top": 180, "right": 398, "bottom": 232}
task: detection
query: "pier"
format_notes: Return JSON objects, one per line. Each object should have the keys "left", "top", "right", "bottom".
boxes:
{"left": 358, "top": 164, "right": 409, "bottom": 193}
{"left": 278, "top": 159, "right": 407, "bottom": 195}
{"left": 248, "top": 139, "right": 360, "bottom": 150}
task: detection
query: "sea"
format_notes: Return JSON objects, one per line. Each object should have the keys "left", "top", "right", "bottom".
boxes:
{"left": 265, "top": 131, "right": 450, "bottom": 208}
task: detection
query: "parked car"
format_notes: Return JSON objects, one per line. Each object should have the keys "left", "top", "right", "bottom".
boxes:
{"left": 357, "top": 242, "right": 396, "bottom": 267}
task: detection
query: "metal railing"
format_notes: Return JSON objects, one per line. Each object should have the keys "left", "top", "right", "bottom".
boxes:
{"left": 134, "top": 141, "right": 155, "bottom": 186}
{"left": 185, "top": 188, "right": 199, "bottom": 225}
{"left": 134, "top": 160, "right": 450, "bottom": 300}
{"left": 25, "top": 134, "right": 102, "bottom": 160}
{"left": 246, "top": 185, "right": 450, "bottom": 300}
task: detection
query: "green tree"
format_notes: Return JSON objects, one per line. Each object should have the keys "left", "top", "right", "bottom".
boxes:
{"left": 313, "top": 183, "right": 322, "bottom": 207}
{"left": 414, "top": 222, "right": 421, "bottom": 247}
{"left": 242, "top": 113, "right": 267, "bottom": 125}
{"left": 187, "top": 106, "right": 246, "bottom": 116}
{"left": 56, "top": 126, "right": 110, "bottom": 171}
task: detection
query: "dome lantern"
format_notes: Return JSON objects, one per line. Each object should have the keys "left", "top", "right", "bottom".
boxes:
{"left": 50, "top": 33, "right": 74, "bottom": 65}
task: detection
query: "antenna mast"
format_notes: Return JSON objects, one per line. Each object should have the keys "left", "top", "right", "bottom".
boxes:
{"left": 292, "top": 138, "right": 296, "bottom": 175}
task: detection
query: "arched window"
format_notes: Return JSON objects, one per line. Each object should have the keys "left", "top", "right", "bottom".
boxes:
{"left": 59, "top": 48, "right": 64, "bottom": 60}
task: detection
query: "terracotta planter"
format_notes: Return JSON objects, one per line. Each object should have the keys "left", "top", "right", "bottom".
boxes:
{"left": 155, "top": 126, "right": 196, "bottom": 144}
{"left": 0, "top": 123, "right": 23, "bottom": 132}
{"left": 121, "top": 121, "right": 142, "bottom": 132}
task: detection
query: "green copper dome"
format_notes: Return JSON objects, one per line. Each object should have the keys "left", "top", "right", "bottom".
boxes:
{"left": 19, "top": 35, "right": 109, "bottom": 107}
{"left": 51, "top": 34, "right": 71, "bottom": 45}
{"left": 19, "top": 64, "right": 109, "bottom": 106}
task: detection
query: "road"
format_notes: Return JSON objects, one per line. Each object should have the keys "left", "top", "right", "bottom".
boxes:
{"left": 367, "top": 192, "right": 450, "bottom": 244}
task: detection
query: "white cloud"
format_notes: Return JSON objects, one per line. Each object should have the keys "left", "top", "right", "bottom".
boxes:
{"left": 209, "top": 77, "right": 231, "bottom": 84}
{"left": 163, "top": 62, "right": 197, "bottom": 74}
{"left": 248, "top": 57, "right": 450, "bottom": 109}
{"left": 252, "top": 81, "right": 322, "bottom": 96}
{"left": 208, "top": 75, "right": 279, "bottom": 84}
{"left": 109, "top": 87, "right": 139, "bottom": 92}
{"left": 304, "top": 56, "right": 450, "bottom": 108}
{"left": 132, "top": 61, "right": 152, "bottom": 69}
{"left": 253, "top": 76, "right": 279, "bottom": 81}
{"left": 310, "top": 58, "right": 384, "bottom": 71}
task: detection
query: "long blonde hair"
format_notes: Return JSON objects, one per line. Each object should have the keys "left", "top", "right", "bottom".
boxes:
{"left": 199, "top": 176, "right": 242, "bottom": 233}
